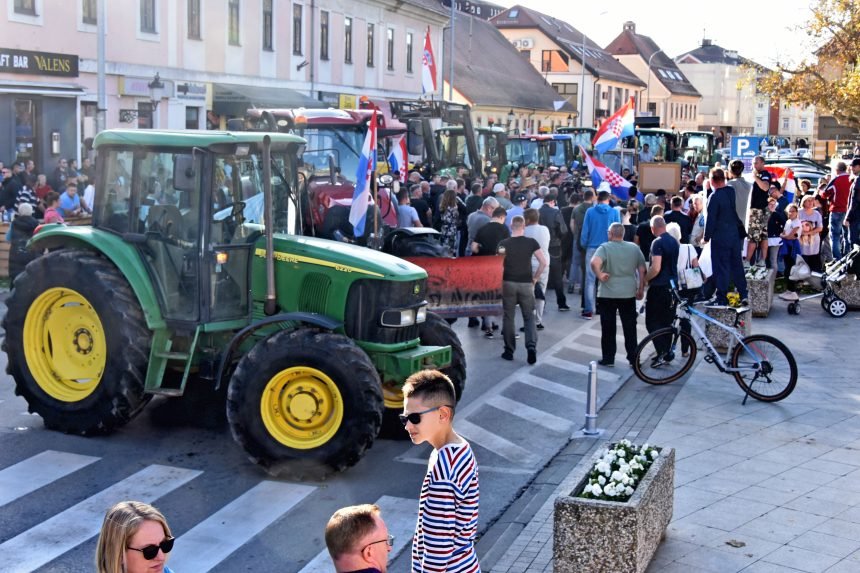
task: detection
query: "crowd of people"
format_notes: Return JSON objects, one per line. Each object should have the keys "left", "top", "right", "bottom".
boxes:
{"left": 0, "top": 156, "right": 94, "bottom": 279}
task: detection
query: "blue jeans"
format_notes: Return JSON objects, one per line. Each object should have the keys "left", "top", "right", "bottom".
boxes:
{"left": 850, "top": 219, "right": 860, "bottom": 247}
{"left": 584, "top": 247, "right": 598, "bottom": 313}
{"left": 831, "top": 212, "right": 847, "bottom": 260}
{"left": 568, "top": 246, "right": 584, "bottom": 289}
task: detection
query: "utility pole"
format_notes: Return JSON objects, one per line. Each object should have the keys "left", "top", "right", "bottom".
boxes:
{"left": 448, "top": 0, "right": 455, "bottom": 101}
{"left": 579, "top": 32, "right": 585, "bottom": 128}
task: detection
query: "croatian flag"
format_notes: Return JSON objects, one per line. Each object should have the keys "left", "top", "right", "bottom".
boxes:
{"left": 592, "top": 96, "right": 636, "bottom": 154}
{"left": 388, "top": 135, "right": 408, "bottom": 182}
{"left": 768, "top": 165, "right": 796, "bottom": 202}
{"left": 350, "top": 109, "right": 378, "bottom": 237}
{"left": 579, "top": 146, "right": 639, "bottom": 199}
{"left": 422, "top": 27, "right": 437, "bottom": 94}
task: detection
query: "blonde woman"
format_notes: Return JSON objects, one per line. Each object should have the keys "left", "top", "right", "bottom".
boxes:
{"left": 96, "top": 501, "right": 175, "bottom": 573}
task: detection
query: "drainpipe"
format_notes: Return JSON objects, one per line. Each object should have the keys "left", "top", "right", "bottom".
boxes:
{"left": 309, "top": 0, "right": 316, "bottom": 98}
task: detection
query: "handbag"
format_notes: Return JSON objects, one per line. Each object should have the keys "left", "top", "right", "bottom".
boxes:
{"left": 789, "top": 255, "right": 811, "bottom": 281}
{"left": 681, "top": 245, "right": 704, "bottom": 289}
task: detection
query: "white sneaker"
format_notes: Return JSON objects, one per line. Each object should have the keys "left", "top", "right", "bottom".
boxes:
{"left": 755, "top": 259, "right": 766, "bottom": 267}
{"left": 785, "top": 291, "right": 799, "bottom": 301}
{"left": 743, "top": 260, "right": 751, "bottom": 270}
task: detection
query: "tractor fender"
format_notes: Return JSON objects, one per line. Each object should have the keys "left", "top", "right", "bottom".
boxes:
{"left": 215, "top": 312, "right": 343, "bottom": 390}
{"left": 29, "top": 226, "right": 166, "bottom": 330}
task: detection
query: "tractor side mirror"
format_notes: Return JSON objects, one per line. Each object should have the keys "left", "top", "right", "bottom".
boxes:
{"left": 226, "top": 118, "right": 245, "bottom": 131}
{"left": 407, "top": 119, "right": 424, "bottom": 156}
{"left": 173, "top": 155, "right": 197, "bottom": 192}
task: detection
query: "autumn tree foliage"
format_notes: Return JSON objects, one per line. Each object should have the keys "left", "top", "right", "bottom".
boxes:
{"left": 756, "top": 0, "right": 860, "bottom": 128}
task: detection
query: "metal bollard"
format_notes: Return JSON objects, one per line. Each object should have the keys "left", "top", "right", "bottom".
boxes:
{"left": 583, "top": 360, "right": 600, "bottom": 436}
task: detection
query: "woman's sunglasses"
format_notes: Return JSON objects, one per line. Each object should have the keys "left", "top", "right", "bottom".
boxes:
{"left": 399, "top": 405, "right": 453, "bottom": 426}
{"left": 127, "top": 537, "right": 175, "bottom": 560}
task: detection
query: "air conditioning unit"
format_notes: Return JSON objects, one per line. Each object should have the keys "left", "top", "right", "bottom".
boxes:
{"left": 513, "top": 38, "right": 535, "bottom": 50}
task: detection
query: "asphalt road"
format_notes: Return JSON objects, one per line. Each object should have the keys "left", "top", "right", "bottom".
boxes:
{"left": 0, "top": 300, "right": 635, "bottom": 573}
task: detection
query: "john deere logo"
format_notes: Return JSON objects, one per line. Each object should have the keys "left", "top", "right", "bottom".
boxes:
{"left": 413, "top": 283, "right": 421, "bottom": 295}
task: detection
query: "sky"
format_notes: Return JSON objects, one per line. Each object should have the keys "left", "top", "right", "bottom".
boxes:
{"left": 501, "top": 0, "right": 818, "bottom": 68}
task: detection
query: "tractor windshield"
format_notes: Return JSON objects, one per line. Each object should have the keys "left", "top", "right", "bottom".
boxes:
{"left": 295, "top": 127, "right": 364, "bottom": 182}
{"left": 506, "top": 139, "right": 547, "bottom": 166}
{"left": 436, "top": 129, "right": 472, "bottom": 170}
{"left": 212, "top": 149, "right": 297, "bottom": 237}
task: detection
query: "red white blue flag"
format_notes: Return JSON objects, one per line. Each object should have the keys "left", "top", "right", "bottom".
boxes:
{"left": 422, "top": 28, "right": 437, "bottom": 94}
{"left": 579, "top": 145, "right": 638, "bottom": 199}
{"left": 592, "top": 97, "right": 636, "bottom": 154}
{"left": 350, "top": 109, "right": 377, "bottom": 236}
{"left": 388, "top": 134, "right": 408, "bottom": 182}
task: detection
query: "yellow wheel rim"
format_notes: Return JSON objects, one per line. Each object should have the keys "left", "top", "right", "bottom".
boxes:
{"left": 260, "top": 366, "right": 343, "bottom": 449}
{"left": 382, "top": 382, "right": 404, "bottom": 410}
{"left": 23, "top": 287, "right": 106, "bottom": 403}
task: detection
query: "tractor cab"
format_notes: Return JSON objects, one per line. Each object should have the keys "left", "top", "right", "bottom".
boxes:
{"left": 92, "top": 130, "right": 303, "bottom": 326}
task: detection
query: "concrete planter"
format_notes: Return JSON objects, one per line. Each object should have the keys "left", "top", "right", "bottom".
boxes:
{"left": 705, "top": 306, "right": 751, "bottom": 352}
{"left": 747, "top": 268, "right": 775, "bottom": 317}
{"left": 553, "top": 447, "right": 675, "bottom": 573}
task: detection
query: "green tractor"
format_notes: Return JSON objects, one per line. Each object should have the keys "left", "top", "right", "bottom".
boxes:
{"left": 2, "top": 129, "right": 465, "bottom": 478}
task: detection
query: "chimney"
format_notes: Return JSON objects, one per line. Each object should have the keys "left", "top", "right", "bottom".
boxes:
{"left": 702, "top": 38, "right": 712, "bottom": 47}
{"left": 623, "top": 21, "right": 635, "bottom": 33}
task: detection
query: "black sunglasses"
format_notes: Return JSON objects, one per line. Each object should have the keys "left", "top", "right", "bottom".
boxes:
{"left": 399, "top": 405, "right": 452, "bottom": 426}
{"left": 127, "top": 537, "right": 175, "bottom": 560}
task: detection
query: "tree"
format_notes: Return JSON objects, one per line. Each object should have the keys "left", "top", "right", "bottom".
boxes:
{"left": 755, "top": 0, "right": 860, "bottom": 129}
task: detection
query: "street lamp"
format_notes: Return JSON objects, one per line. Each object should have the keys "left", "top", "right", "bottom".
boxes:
{"left": 646, "top": 49, "right": 663, "bottom": 117}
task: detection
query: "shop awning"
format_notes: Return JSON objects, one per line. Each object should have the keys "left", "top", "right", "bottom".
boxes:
{"left": 0, "top": 80, "right": 86, "bottom": 97}
{"left": 212, "top": 83, "right": 324, "bottom": 116}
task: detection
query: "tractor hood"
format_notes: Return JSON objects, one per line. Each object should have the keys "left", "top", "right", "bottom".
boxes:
{"left": 266, "top": 234, "right": 427, "bottom": 281}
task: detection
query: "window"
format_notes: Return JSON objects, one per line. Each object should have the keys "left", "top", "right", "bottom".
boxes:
{"left": 520, "top": 49, "right": 531, "bottom": 59}
{"left": 756, "top": 118, "right": 763, "bottom": 130}
{"left": 185, "top": 107, "right": 200, "bottom": 129}
{"left": 83, "top": 0, "right": 97, "bottom": 24}
{"left": 541, "top": 50, "right": 569, "bottom": 72}
{"left": 406, "top": 32, "right": 414, "bottom": 73}
{"left": 293, "top": 4, "right": 303, "bottom": 55}
{"left": 386, "top": 28, "right": 394, "bottom": 70}
{"left": 801, "top": 118, "right": 808, "bottom": 130}
{"left": 782, "top": 117, "right": 789, "bottom": 129}
{"left": 140, "top": 0, "right": 156, "bottom": 33}
{"left": 188, "top": 0, "right": 200, "bottom": 39}
{"left": 757, "top": 101, "right": 764, "bottom": 109}
{"left": 344, "top": 17, "right": 353, "bottom": 63}
{"left": 263, "top": 0, "right": 273, "bottom": 50}
{"left": 14, "top": 0, "right": 36, "bottom": 15}
{"left": 367, "top": 23, "right": 375, "bottom": 67}
{"left": 320, "top": 11, "right": 329, "bottom": 59}
{"left": 228, "top": 0, "right": 240, "bottom": 45}
{"left": 137, "top": 101, "right": 153, "bottom": 129}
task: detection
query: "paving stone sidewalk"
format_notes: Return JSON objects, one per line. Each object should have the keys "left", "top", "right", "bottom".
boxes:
{"left": 480, "top": 307, "right": 860, "bottom": 573}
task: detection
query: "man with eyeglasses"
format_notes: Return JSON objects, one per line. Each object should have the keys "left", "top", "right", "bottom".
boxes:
{"left": 325, "top": 504, "right": 392, "bottom": 572}
{"left": 402, "top": 370, "right": 480, "bottom": 573}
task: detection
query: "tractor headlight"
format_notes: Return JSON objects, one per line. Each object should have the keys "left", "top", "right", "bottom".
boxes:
{"left": 416, "top": 305, "right": 427, "bottom": 324}
{"left": 381, "top": 308, "right": 416, "bottom": 327}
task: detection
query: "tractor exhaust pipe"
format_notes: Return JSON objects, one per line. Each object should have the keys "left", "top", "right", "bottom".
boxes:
{"left": 262, "top": 135, "right": 278, "bottom": 316}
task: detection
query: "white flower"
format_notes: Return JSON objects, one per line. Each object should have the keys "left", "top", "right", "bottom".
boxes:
{"left": 596, "top": 461, "right": 611, "bottom": 475}
{"left": 650, "top": 449, "right": 659, "bottom": 459}
{"left": 625, "top": 486, "right": 634, "bottom": 496}
{"left": 590, "top": 483, "right": 603, "bottom": 496}
{"left": 611, "top": 470, "right": 625, "bottom": 482}
{"left": 604, "top": 484, "right": 616, "bottom": 496}
{"left": 597, "top": 475, "right": 606, "bottom": 485}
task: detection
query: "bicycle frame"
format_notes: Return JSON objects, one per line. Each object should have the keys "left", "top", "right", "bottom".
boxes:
{"left": 674, "top": 296, "right": 762, "bottom": 375}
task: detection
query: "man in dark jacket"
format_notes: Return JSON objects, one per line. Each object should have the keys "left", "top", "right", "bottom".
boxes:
{"left": 539, "top": 192, "right": 571, "bottom": 311}
{"left": 704, "top": 168, "right": 749, "bottom": 306}
{"left": 848, "top": 158, "right": 860, "bottom": 248}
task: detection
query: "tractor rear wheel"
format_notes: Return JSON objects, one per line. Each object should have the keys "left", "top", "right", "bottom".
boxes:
{"left": 2, "top": 250, "right": 152, "bottom": 435}
{"left": 379, "top": 312, "right": 467, "bottom": 439}
{"left": 226, "top": 328, "right": 383, "bottom": 479}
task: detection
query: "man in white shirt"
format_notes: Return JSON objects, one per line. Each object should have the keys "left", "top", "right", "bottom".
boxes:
{"left": 639, "top": 144, "right": 655, "bottom": 163}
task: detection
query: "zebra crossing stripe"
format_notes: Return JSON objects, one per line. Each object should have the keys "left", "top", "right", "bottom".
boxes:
{"left": 168, "top": 480, "right": 315, "bottom": 572}
{"left": 455, "top": 419, "right": 541, "bottom": 466}
{"left": 0, "top": 464, "right": 201, "bottom": 573}
{"left": 486, "top": 395, "right": 572, "bottom": 433}
{"left": 0, "top": 450, "right": 99, "bottom": 507}
{"left": 298, "top": 495, "right": 417, "bottom": 573}
{"left": 518, "top": 372, "right": 587, "bottom": 403}
{"left": 540, "top": 355, "right": 621, "bottom": 382}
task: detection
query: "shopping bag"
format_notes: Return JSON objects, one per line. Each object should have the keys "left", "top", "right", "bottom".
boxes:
{"left": 698, "top": 243, "right": 712, "bottom": 278}
{"left": 683, "top": 267, "right": 704, "bottom": 289}
{"left": 789, "top": 255, "right": 811, "bottom": 281}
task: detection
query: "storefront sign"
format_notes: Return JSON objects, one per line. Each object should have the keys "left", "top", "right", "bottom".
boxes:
{"left": 0, "top": 48, "right": 78, "bottom": 77}
{"left": 318, "top": 91, "right": 339, "bottom": 107}
{"left": 339, "top": 94, "right": 357, "bottom": 110}
{"left": 119, "top": 76, "right": 155, "bottom": 97}
{"left": 175, "top": 82, "right": 207, "bottom": 101}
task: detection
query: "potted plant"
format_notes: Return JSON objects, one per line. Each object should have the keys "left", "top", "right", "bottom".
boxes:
{"left": 746, "top": 265, "right": 775, "bottom": 317}
{"left": 554, "top": 440, "right": 675, "bottom": 573}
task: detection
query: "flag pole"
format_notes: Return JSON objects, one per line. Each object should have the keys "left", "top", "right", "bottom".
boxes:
{"left": 372, "top": 167, "right": 379, "bottom": 244}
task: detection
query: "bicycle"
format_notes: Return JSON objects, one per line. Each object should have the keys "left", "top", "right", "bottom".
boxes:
{"left": 632, "top": 283, "right": 798, "bottom": 403}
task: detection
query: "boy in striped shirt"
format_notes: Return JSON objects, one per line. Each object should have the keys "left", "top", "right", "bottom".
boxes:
{"left": 402, "top": 370, "right": 480, "bottom": 573}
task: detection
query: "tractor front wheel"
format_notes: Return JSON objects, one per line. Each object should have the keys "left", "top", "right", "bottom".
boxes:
{"left": 226, "top": 328, "right": 383, "bottom": 479}
{"left": 2, "top": 250, "right": 152, "bottom": 435}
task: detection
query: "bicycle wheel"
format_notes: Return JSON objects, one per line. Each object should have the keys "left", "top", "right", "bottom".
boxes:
{"left": 730, "top": 335, "right": 797, "bottom": 402}
{"left": 633, "top": 327, "right": 697, "bottom": 385}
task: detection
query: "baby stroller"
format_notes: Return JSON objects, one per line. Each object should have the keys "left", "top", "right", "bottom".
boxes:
{"left": 787, "top": 244, "right": 860, "bottom": 317}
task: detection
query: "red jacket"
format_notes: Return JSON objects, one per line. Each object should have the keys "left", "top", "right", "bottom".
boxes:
{"left": 823, "top": 173, "right": 852, "bottom": 213}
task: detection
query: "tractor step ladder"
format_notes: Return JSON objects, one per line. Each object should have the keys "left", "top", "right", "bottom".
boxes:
{"left": 144, "top": 326, "right": 202, "bottom": 395}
